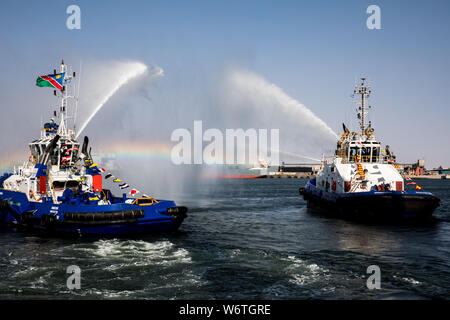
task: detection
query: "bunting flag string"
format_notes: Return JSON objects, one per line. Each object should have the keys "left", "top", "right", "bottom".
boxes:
{"left": 98, "top": 167, "right": 142, "bottom": 196}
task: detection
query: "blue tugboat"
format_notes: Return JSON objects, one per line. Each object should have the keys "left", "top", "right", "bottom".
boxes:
{"left": 0, "top": 60, "right": 187, "bottom": 236}
{"left": 299, "top": 78, "right": 440, "bottom": 221}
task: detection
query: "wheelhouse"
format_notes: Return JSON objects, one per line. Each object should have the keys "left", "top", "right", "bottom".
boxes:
{"left": 29, "top": 139, "right": 80, "bottom": 167}
{"left": 347, "top": 141, "right": 381, "bottom": 163}
{"left": 335, "top": 135, "right": 383, "bottom": 164}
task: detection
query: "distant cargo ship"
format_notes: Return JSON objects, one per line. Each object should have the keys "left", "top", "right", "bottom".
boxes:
{"left": 200, "top": 161, "right": 320, "bottom": 179}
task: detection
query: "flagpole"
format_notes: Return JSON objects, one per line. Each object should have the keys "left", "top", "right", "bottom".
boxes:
{"left": 58, "top": 59, "right": 68, "bottom": 136}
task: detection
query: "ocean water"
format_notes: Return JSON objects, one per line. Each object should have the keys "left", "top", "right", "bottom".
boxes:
{"left": 0, "top": 178, "right": 449, "bottom": 299}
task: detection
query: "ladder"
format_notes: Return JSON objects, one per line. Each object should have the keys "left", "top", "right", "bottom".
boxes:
{"left": 350, "top": 169, "right": 363, "bottom": 193}
{"left": 350, "top": 178, "right": 361, "bottom": 192}
{"left": 357, "top": 163, "right": 365, "bottom": 180}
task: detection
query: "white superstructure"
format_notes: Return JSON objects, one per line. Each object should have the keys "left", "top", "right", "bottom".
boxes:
{"left": 315, "top": 78, "right": 404, "bottom": 194}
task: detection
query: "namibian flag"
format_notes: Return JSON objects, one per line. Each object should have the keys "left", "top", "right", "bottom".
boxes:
{"left": 36, "top": 72, "right": 65, "bottom": 90}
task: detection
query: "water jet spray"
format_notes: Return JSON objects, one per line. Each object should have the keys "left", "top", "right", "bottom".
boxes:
{"left": 76, "top": 62, "right": 163, "bottom": 138}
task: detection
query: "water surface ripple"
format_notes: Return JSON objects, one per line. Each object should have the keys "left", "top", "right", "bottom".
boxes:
{"left": 1, "top": 179, "right": 449, "bottom": 299}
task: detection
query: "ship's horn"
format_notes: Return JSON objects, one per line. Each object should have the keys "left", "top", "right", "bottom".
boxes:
{"left": 40, "top": 135, "right": 60, "bottom": 165}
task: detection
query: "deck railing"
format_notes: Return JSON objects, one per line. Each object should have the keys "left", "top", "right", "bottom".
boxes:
{"left": 339, "top": 155, "right": 387, "bottom": 164}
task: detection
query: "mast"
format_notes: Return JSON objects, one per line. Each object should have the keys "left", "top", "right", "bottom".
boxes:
{"left": 54, "top": 60, "right": 77, "bottom": 139}
{"left": 353, "top": 78, "right": 371, "bottom": 136}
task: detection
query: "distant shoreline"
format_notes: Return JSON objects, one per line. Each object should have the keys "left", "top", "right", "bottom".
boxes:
{"left": 404, "top": 175, "right": 450, "bottom": 180}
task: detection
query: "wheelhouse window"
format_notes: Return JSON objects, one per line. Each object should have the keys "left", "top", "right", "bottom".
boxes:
{"left": 29, "top": 144, "right": 41, "bottom": 160}
{"left": 361, "top": 147, "right": 371, "bottom": 162}
{"left": 372, "top": 147, "right": 380, "bottom": 163}
{"left": 348, "top": 145, "right": 380, "bottom": 163}
{"left": 349, "top": 147, "right": 359, "bottom": 162}
{"left": 50, "top": 146, "right": 59, "bottom": 165}
{"left": 53, "top": 180, "right": 79, "bottom": 190}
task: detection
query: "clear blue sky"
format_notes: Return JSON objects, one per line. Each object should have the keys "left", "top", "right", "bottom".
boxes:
{"left": 1, "top": 0, "right": 449, "bottom": 168}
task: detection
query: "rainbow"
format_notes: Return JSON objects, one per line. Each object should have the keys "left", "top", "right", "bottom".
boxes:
{"left": 0, "top": 140, "right": 175, "bottom": 174}
{"left": 0, "top": 150, "right": 29, "bottom": 173}
{"left": 93, "top": 141, "right": 173, "bottom": 162}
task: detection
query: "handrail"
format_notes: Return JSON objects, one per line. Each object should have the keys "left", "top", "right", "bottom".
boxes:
{"left": 6, "top": 163, "right": 87, "bottom": 169}
{"left": 46, "top": 173, "right": 58, "bottom": 203}
{"left": 339, "top": 155, "right": 387, "bottom": 164}
{"left": 132, "top": 197, "right": 159, "bottom": 206}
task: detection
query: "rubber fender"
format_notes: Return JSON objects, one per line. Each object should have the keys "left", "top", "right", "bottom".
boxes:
{"left": 166, "top": 206, "right": 188, "bottom": 217}
{"left": 0, "top": 200, "right": 9, "bottom": 210}
{"left": 41, "top": 214, "right": 56, "bottom": 228}
{"left": 20, "top": 211, "right": 35, "bottom": 224}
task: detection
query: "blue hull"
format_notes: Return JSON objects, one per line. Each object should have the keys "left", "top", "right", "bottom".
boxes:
{"left": 299, "top": 179, "right": 440, "bottom": 221}
{"left": 0, "top": 189, "right": 186, "bottom": 236}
